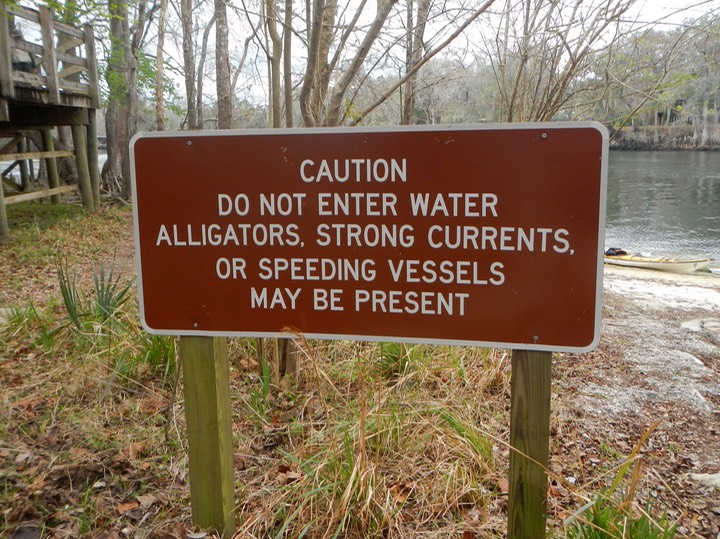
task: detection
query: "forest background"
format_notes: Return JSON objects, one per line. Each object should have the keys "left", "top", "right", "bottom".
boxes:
{"left": 4, "top": 0, "right": 720, "bottom": 199}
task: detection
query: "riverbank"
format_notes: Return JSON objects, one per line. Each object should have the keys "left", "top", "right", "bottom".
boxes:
{"left": 552, "top": 265, "right": 720, "bottom": 537}
{"left": 610, "top": 125, "right": 720, "bottom": 151}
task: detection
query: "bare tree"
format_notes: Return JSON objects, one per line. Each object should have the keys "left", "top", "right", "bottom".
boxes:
{"left": 265, "top": 0, "right": 283, "bottom": 127}
{"left": 216, "top": 0, "right": 233, "bottom": 128}
{"left": 181, "top": 0, "right": 198, "bottom": 129}
{"left": 103, "top": 0, "right": 159, "bottom": 198}
{"left": 401, "top": 0, "right": 430, "bottom": 124}
{"left": 155, "top": 0, "right": 169, "bottom": 130}
{"left": 283, "top": 0, "right": 293, "bottom": 126}
{"left": 486, "top": 0, "right": 637, "bottom": 122}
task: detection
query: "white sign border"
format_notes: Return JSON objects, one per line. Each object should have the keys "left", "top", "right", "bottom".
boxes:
{"left": 130, "top": 121, "right": 608, "bottom": 354}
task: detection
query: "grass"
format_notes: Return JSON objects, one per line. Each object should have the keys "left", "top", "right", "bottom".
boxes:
{"left": 0, "top": 202, "right": 692, "bottom": 538}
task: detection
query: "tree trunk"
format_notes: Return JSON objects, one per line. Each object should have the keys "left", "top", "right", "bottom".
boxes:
{"left": 402, "top": 0, "right": 430, "bottom": 125}
{"left": 102, "top": 0, "right": 130, "bottom": 196}
{"left": 284, "top": 0, "right": 293, "bottom": 127}
{"left": 197, "top": 16, "right": 217, "bottom": 130}
{"left": 155, "top": 0, "right": 168, "bottom": 130}
{"left": 299, "top": 0, "right": 336, "bottom": 126}
{"left": 266, "top": 0, "right": 283, "bottom": 127}
{"left": 181, "top": 0, "right": 197, "bottom": 130}
{"left": 216, "top": 0, "right": 233, "bottom": 129}
{"left": 326, "top": 0, "right": 399, "bottom": 126}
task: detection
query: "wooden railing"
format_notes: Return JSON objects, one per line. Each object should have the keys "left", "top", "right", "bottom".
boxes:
{"left": 0, "top": 3, "right": 100, "bottom": 109}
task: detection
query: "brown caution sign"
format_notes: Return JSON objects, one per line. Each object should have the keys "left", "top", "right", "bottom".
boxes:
{"left": 130, "top": 123, "right": 608, "bottom": 352}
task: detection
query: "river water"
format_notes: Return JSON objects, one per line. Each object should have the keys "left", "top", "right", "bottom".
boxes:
{"left": 606, "top": 150, "right": 720, "bottom": 269}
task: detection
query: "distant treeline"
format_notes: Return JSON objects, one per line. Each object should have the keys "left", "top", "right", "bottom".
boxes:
{"left": 610, "top": 126, "right": 720, "bottom": 151}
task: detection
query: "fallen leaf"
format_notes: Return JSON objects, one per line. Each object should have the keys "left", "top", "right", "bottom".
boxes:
{"left": 549, "top": 483, "right": 569, "bottom": 498}
{"left": 286, "top": 471, "right": 301, "bottom": 484}
{"left": 389, "top": 482, "right": 413, "bottom": 503}
{"left": 136, "top": 493, "right": 157, "bottom": 506}
{"left": 117, "top": 442, "right": 147, "bottom": 461}
{"left": 498, "top": 478, "right": 509, "bottom": 494}
{"left": 117, "top": 501, "right": 139, "bottom": 515}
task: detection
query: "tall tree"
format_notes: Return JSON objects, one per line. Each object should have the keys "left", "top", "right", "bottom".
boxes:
{"left": 486, "top": 0, "right": 637, "bottom": 122}
{"left": 401, "top": 0, "right": 430, "bottom": 124}
{"left": 265, "top": 0, "right": 283, "bottom": 127}
{"left": 103, "top": 0, "right": 158, "bottom": 198}
{"left": 215, "top": 0, "right": 232, "bottom": 128}
{"left": 155, "top": 0, "right": 169, "bottom": 130}
{"left": 180, "top": 0, "right": 198, "bottom": 129}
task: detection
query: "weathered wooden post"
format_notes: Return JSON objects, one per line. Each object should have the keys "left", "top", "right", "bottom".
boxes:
{"left": 18, "top": 136, "right": 30, "bottom": 190}
{"left": 71, "top": 124, "right": 95, "bottom": 212}
{"left": 86, "top": 109, "right": 101, "bottom": 209}
{"left": 509, "top": 350, "right": 552, "bottom": 539}
{"left": 38, "top": 6, "right": 60, "bottom": 105}
{"left": 179, "top": 336, "right": 236, "bottom": 537}
{"left": 41, "top": 128, "right": 62, "bottom": 204}
{"left": 0, "top": 173, "right": 8, "bottom": 240}
{"left": 0, "top": 2, "right": 15, "bottom": 101}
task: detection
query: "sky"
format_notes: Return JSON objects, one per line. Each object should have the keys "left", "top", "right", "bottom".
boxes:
{"left": 629, "top": 0, "right": 719, "bottom": 26}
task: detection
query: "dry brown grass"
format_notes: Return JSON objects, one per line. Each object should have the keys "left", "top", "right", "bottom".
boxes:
{"left": 1, "top": 201, "right": 705, "bottom": 538}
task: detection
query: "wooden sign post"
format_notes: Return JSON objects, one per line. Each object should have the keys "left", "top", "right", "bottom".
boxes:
{"left": 179, "top": 336, "right": 236, "bottom": 537}
{"left": 131, "top": 123, "right": 607, "bottom": 537}
{"left": 509, "top": 350, "right": 552, "bottom": 538}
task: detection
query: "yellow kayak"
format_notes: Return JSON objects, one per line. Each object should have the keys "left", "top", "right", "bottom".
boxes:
{"left": 604, "top": 253, "right": 713, "bottom": 273}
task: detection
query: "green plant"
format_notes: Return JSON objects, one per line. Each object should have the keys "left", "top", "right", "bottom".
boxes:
{"left": 3, "top": 303, "right": 58, "bottom": 350}
{"left": 57, "top": 257, "right": 85, "bottom": 330}
{"left": 566, "top": 495, "right": 677, "bottom": 539}
{"left": 247, "top": 354, "right": 272, "bottom": 422}
{"left": 139, "top": 334, "right": 176, "bottom": 382}
{"left": 92, "top": 258, "right": 132, "bottom": 324}
{"left": 58, "top": 255, "right": 132, "bottom": 332}
{"left": 565, "top": 423, "right": 678, "bottom": 539}
{"left": 375, "top": 342, "right": 418, "bottom": 380}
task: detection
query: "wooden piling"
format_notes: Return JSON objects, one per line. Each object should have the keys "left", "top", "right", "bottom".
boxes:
{"left": 508, "top": 349, "right": 552, "bottom": 539}
{"left": 179, "top": 336, "right": 236, "bottom": 537}
{"left": 41, "top": 129, "right": 61, "bottom": 204}
{"left": 0, "top": 175, "right": 8, "bottom": 240}
{"left": 71, "top": 124, "right": 94, "bottom": 212}
{"left": 18, "top": 137, "right": 30, "bottom": 191}
{"left": 87, "top": 109, "right": 100, "bottom": 209}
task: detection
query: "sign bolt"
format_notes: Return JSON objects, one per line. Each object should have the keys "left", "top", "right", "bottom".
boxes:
{"left": 534, "top": 336, "right": 539, "bottom": 342}
{"left": 541, "top": 133, "right": 548, "bottom": 139}
{"left": 187, "top": 140, "right": 192, "bottom": 146}
{"left": 194, "top": 322, "right": 198, "bottom": 328}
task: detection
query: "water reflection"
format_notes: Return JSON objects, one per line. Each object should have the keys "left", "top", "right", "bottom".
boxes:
{"left": 606, "top": 151, "right": 720, "bottom": 265}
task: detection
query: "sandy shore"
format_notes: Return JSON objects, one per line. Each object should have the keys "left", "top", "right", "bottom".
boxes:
{"left": 575, "top": 264, "right": 720, "bottom": 467}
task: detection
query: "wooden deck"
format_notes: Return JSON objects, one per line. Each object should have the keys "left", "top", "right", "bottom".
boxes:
{"left": 0, "top": 3, "right": 100, "bottom": 239}
{"left": 0, "top": 3, "right": 100, "bottom": 116}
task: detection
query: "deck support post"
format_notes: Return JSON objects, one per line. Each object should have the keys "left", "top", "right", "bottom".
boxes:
{"left": 87, "top": 109, "right": 101, "bottom": 208}
{"left": 41, "top": 128, "right": 61, "bottom": 204}
{"left": 0, "top": 173, "right": 8, "bottom": 240}
{"left": 18, "top": 137, "right": 30, "bottom": 191}
{"left": 71, "top": 123, "right": 94, "bottom": 212}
